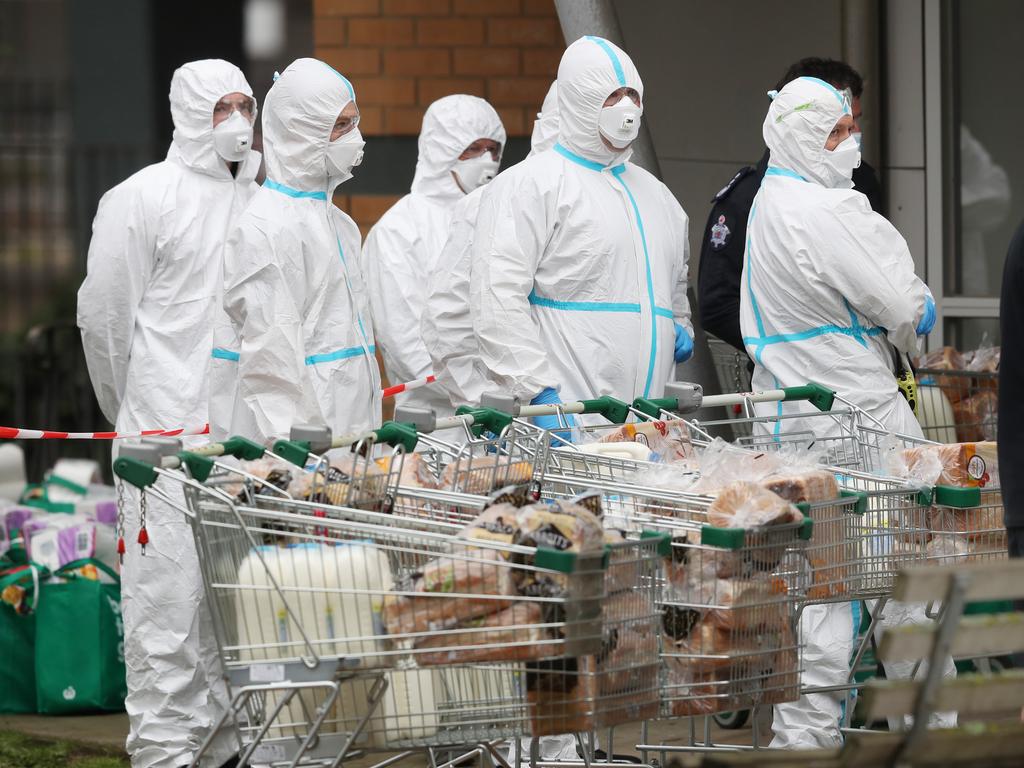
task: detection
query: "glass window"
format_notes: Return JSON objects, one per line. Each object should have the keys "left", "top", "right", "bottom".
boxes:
{"left": 950, "top": 0, "right": 1022, "bottom": 300}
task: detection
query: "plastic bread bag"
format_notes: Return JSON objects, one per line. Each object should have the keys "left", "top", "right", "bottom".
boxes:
{"left": 707, "top": 482, "right": 804, "bottom": 530}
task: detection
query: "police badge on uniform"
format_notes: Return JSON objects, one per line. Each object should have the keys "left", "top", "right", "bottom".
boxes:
{"left": 710, "top": 214, "right": 731, "bottom": 250}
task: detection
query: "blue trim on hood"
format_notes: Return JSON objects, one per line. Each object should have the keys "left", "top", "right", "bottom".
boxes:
{"left": 553, "top": 143, "right": 624, "bottom": 173}
{"left": 321, "top": 62, "right": 356, "bottom": 103}
{"left": 264, "top": 178, "right": 327, "bottom": 200}
{"left": 585, "top": 35, "right": 627, "bottom": 87}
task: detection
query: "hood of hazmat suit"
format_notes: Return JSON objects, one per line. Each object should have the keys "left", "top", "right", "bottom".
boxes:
{"left": 421, "top": 83, "right": 559, "bottom": 409}
{"left": 740, "top": 75, "right": 932, "bottom": 440}
{"left": 468, "top": 36, "right": 692, "bottom": 412}
{"left": 209, "top": 58, "right": 381, "bottom": 443}
{"left": 78, "top": 59, "right": 260, "bottom": 768}
{"left": 361, "top": 95, "right": 504, "bottom": 418}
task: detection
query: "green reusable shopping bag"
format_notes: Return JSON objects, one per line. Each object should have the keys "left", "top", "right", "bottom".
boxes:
{"left": 34, "top": 558, "right": 127, "bottom": 713}
{"left": 0, "top": 563, "right": 45, "bottom": 713}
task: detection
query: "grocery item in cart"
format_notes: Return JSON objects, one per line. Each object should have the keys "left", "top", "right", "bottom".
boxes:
{"left": 292, "top": 452, "right": 389, "bottom": 509}
{"left": 762, "top": 469, "right": 840, "bottom": 504}
{"left": 927, "top": 504, "right": 1006, "bottom": 554}
{"left": 385, "top": 491, "right": 604, "bottom": 641}
{"left": 917, "top": 346, "right": 968, "bottom": 400}
{"left": 707, "top": 482, "right": 804, "bottom": 530}
{"left": 412, "top": 601, "right": 556, "bottom": 664}
{"left": 926, "top": 533, "right": 970, "bottom": 564}
{"left": 440, "top": 457, "right": 534, "bottom": 495}
{"left": 235, "top": 541, "right": 397, "bottom": 739}
{"left": 952, "top": 391, "right": 998, "bottom": 442}
{"left": 901, "top": 441, "right": 998, "bottom": 488}
{"left": 590, "top": 419, "right": 696, "bottom": 464}
{"left": 376, "top": 451, "right": 439, "bottom": 489}
{"left": 383, "top": 547, "right": 518, "bottom": 636}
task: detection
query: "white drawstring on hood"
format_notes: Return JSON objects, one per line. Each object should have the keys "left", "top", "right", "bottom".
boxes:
{"left": 410, "top": 94, "right": 506, "bottom": 203}
{"left": 556, "top": 36, "right": 644, "bottom": 167}
{"left": 169, "top": 59, "right": 255, "bottom": 178}
{"left": 262, "top": 57, "right": 358, "bottom": 194}
{"left": 763, "top": 76, "right": 858, "bottom": 189}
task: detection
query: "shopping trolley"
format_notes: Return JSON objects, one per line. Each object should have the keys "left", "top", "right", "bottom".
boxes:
{"left": 112, "top": 422, "right": 667, "bottom": 768}
{"left": 706, "top": 335, "right": 754, "bottom": 440}
{"left": 916, "top": 366, "right": 998, "bottom": 443}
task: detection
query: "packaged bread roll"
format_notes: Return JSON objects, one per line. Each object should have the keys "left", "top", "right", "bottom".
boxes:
{"left": 510, "top": 499, "right": 605, "bottom": 598}
{"left": 762, "top": 470, "right": 839, "bottom": 504}
{"left": 382, "top": 547, "right": 516, "bottom": 637}
{"left": 289, "top": 452, "right": 388, "bottom": 509}
{"left": 902, "top": 442, "right": 998, "bottom": 488}
{"left": 526, "top": 657, "right": 599, "bottom": 735}
{"left": 953, "top": 392, "right": 998, "bottom": 442}
{"left": 376, "top": 452, "right": 439, "bottom": 489}
{"left": 440, "top": 457, "right": 533, "bottom": 494}
{"left": 412, "top": 602, "right": 561, "bottom": 664}
{"left": 707, "top": 482, "right": 804, "bottom": 529}
{"left": 917, "top": 347, "right": 967, "bottom": 401}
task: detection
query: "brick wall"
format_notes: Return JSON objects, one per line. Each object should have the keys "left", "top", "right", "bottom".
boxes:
{"left": 314, "top": 0, "right": 565, "bottom": 411}
{"left": 314, "top": 0, "right": 562, "bottom": 140}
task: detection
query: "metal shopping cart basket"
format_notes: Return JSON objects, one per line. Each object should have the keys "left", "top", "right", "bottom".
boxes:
{"left": 916, "top": 366, "right": 998, "bottom": 444}
{"left": 112, "top": 427, "right": 667, "bottom": 768}
{"left": 706, "top": 335, "right": 755, "bottom": 441}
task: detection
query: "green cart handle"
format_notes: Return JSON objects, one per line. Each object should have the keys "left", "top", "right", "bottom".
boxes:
{"left": 633, "top": 382, "right": 836, "bottom": 419}
{"left": 454, "top": 406, "right": 514, "bottom": 438}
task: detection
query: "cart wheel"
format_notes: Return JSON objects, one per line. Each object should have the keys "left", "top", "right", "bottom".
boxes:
{"left": 713, "top": 710, "right": 749, "bottom": 729}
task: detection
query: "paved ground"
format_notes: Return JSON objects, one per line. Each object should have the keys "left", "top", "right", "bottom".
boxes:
{"left": 0, "top": 710, "right": 768, "bottom": 765}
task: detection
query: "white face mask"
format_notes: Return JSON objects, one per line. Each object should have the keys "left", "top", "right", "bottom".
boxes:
{"left": 212, "top": 111, "right": 253, "bottom": 163}
{"left": 821, "top": 134, "right": 861, "bottom": 188}
{"left": 452, "top": 153, "right": 500, "bottom": 193}
{"left": 326, "top": 128, "right": 365, "bottom": 185}
{"left": 598, "top": 95, "right": 642, "bottom": 149}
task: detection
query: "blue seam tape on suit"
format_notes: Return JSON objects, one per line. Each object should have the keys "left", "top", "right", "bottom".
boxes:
{"left": 305, "top": 345, "right": 376, "bottom": 366}
{"left": 211, "top": 347, "right": 240, "bottom": 362}
{"left": 264, "top": 179, "right": 327, "bottom": 200}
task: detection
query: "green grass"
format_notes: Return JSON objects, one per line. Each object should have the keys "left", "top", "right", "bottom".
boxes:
{"left": 0, "top": 731, "right": 128, "bottom": 768}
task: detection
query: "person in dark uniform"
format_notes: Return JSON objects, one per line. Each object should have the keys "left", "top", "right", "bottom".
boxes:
{"left": 698, "top": 58, "right": 883, "bottom": 353}
{"left": 1000, "top": 218, "right": 1024, "bottom": 558}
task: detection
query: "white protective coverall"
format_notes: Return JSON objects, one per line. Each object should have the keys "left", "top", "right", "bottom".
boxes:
{"left": 421, "top": 83, "right": 559, "bottom": 409}
{"left": 361, "top": 95, "right": 505, "bottom": 417}
{"left": 78, "top": 60, "right": 260, "bottom": 768}
{"left": 209, "top": 58, "right": 381, "bottom": 444}
{"left": 469, "top": 37, "right": 692, "bottom": 413}
{"left": 738, "top": 76, "right": 955, "bottom": 748}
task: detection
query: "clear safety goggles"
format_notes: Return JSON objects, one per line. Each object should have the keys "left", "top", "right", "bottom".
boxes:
{"left": 213, "top": 94, "right": 257, "bottom": 123}
{"left": 331, "top": 112, "right": 360, "bottom": 139}
{"left": 838, "top": 87, "right": 854, "bottom": 115}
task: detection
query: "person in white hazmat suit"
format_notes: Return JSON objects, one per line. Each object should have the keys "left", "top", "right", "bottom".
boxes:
{"left": 422, "top": 82, "right": 560, "bottom": 409}
{"left": 738, "top": 76, "right": 953, "bottom": 748}
{"left": 361, "top": 95, "right": 505, "bottom": 418}
{"left": 209, "top": 58, "right": 381, "bottom": 444}
{"left": 78, "top": 60, "right": 260, "bottom": 768}
{"left": 469, "top": 37, "right": 693, "bottom": 435}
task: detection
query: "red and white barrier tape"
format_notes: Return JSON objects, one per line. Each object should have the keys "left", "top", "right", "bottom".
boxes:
{"left": 382, "top": 374, "right": 436, "bottom": 399}
{"left": 0, "top": 375, "right": 440, "bottom": 439}
{"left": 0, "top": 425, "right": 211, "bottom": 440}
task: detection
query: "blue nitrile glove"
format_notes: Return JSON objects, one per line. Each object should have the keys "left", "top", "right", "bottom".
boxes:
{"left": 916, "top": 293, "right": 936, "bottom": 336}
{"left": 530, "top": 387, "right": 577, "bottom": 442}
{"left": 674, "top": 323, "right": 694, "bottom": 363}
